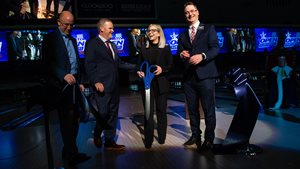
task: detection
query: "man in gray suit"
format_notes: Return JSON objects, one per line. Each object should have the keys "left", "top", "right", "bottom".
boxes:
{"left": 177, "top": 1, "right": 220, "bottom": 152}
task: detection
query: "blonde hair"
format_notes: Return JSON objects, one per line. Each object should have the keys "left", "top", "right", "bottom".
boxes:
{"left": 146, "top": 24, "right": 166, "bottom": 48}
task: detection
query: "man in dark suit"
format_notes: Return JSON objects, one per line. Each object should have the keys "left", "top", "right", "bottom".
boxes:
{"left": 85, "top": 18, "right": 125, "bottom": 151}
{"left": 42, "top": 11, "right": 90, "bottom": 166}
{"left": 177, "top": 1, "right": 220, "bottom": 152}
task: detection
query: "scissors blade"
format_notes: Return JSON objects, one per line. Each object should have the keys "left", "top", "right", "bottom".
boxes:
{"left": 145, "top": 88, "right": 151, "bottom": 121}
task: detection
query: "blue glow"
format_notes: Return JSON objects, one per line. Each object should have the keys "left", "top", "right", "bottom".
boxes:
{"left": 71, "top": 29, "right": 90, "bottom": 58}
{"left": 282, "top": 28, "right": 300, "bottom": 51}
{"left": 216, "top": 28, "right": 228, "bottom": 53}
{"left": 111, "top": 28, "right": 129, "bottom": 57}
{"left": 0, "top": 31, "right": 8, "bottom": 62}
{"left": 163, "top": 28, "right": 186, "bottom": 55}
{"left": 255, "top": 28, "right": 279, "bottom": 52}
{"left": 90, "top": 28, "right": 130, "bottom": 57}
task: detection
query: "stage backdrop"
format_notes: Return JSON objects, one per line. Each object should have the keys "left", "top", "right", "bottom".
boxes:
{"left": 75, "top": 0, "right": 156, "bottom": 20}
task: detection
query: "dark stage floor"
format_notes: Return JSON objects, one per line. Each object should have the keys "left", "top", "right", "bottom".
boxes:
{"left": 0, "top": 87, "right": 300, "bottom": 169}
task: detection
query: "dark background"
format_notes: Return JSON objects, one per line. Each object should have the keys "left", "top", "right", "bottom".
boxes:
{"left": 0, "top": 0, "right": 299, "bottom": 91}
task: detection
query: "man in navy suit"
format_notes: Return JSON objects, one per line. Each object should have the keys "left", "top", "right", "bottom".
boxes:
{"left": 177, "top": 1, "right": 220, "bottom": 152}
{"left": 42, "top": 11, "right": 90, "bottom": 166}
{"left": 85, "top": 18, "right": 125, "bottom": 151}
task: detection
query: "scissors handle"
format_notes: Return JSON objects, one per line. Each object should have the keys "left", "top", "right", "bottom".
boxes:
{"left": 140, "top": 61, "right": 156, "bottom": 89}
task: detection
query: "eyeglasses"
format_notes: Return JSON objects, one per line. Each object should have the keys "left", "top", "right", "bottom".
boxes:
{"left": 184, "top": 9, "right": 198, "bottom": 16}
{"left": 147, "top": 29, "right": 158, "bottom": 33}
{"left": 59, "top": 20, "right": 75, "bottom": 28}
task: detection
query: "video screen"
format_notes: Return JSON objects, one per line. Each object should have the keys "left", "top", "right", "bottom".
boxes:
{"left": 71, "top": 29, "right": 90, "bottom": 58}
{"left": 222, "top": 27, "right": 256, "bottom": 53}
{"left": 215, "top": 28, "right": 228, "bottom": 54}
{"left": 6, "top": 29, "right": 49, "bottom": 61}
{"left": 163, "top": 28, "right": 186, "bottom": 55}
{"left": 111, "top": 28, "right": 130, "bottom": 57}
{"left": 282, "top": 28, "right": 300, "bottom": 51}
{"left": 0, "top": 31, "right": 8, "bottom": 62}
{"left": 90, "top": 28, "right": 130, "bottom": 57}
{"left": 0, "top": 0, "right": 73, "bottom": 20}
{"left": 255, "top": 28, "right": 279, "bottom": 52}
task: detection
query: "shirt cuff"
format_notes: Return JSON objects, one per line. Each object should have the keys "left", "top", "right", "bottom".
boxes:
{"left": 201, "top": 53, "right": 207, "bottom": 60}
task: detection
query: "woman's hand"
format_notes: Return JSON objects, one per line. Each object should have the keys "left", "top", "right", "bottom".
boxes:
{"left": 154, "top": 65, "right": 162, "bottom": 75}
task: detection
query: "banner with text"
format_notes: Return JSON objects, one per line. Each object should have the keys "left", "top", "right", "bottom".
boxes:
{"left": 75, "top": 0, "right": 156, "bottom": 20}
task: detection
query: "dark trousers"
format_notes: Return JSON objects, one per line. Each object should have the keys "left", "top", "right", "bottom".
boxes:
{"left": 93, "top": 88, "right": 120, "bottom": 140}
{"left": 184, "top": 76, "right": 216, "bottom": 142}
{"left": 142, "top": 80, "right": 168, "bottom": 146}
{"left": 57, "top": 85, "right": 80, "bottom": 160}
{"left": 28, "top": 0, "right": 39, "bottom": 17}
{"left": 46, "top": 0, "right": 59, "bottom": 15}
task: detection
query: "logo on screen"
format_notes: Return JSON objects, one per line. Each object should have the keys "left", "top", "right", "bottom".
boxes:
{"left": 169, "top": 32, "right": 179, "bottom": 52}
{"left": 76, "top": 34, "right": 86, "bottom": 55}
{"left": 111, "top": 33, "right": 124, "bottom": 51}
{"left": 284, "top": 32, "right": 300, "bottom": 48}
{"left": 258, "top": 31, "right": 278, "bottom": 49}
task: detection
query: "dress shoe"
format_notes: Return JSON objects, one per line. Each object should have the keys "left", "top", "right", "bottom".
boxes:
{"left": 158, "top": 139, "right": 165, "bottom": 144}
{"left": 183, "top": 136, "right": 201, "bottom": 148}
{"left": 93, "top": 137, "right": 102, "bottom": 148}
{"left": 69, "top": 153, "right": 91, "bottom": 166}
{"left": 145, "top": 143, "right": 152, "bottom": 149}
{"left": 158, "top": 136, "right": 165, "bottom": 144}
{"left": 197, "top": 140, "right": 214, "bottom": 152}
{"left": 104, "top": 139, "right": 125, "bottom": 151}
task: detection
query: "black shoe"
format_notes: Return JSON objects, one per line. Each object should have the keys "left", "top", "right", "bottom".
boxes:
{"left": 197, "top": 140, "right": 214, "bottom": 152}
{"left": 158, "top": 139, "right": 165, "bottom": 145}
{"left": 183, "top": 136, "right": 201, "bottom": 148}
{"left": 104, "top": 139, "right": 125, "bottom": 151}
{"left": 145, "top": 143, "right": 152, "bottom": 149}
{"left": 64, "top": 153, "right": 91, "bottom": 166}
{"left": 158, "top": 136, "right": 165, "bottom": 144}
{"left": 93, "top": 137, "right": 102, "bottom": 148}
{"left": 93, "top": 127, "right": 103, "bottom": 148}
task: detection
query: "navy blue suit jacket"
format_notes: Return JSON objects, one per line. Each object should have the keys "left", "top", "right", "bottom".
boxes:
{"left": 42, "top": 28, "right": 82, "bottom": 90}
{"left": 84, "top": 36, "right": 120, "bottom": 93}
{"left": 177, "top": 23, "right": 220, "bottom": 80}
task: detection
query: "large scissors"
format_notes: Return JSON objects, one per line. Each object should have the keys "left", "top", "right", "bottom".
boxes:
{"left": 140, "top": 61, "right": 156, "bottom": 120}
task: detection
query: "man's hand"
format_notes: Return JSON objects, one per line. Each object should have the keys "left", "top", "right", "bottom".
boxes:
{"left": 180, "top": 50, "right": 190, "bottom": 59}
{"left": 79, "top": 84, "right": 85, "bottom": 92}
{"left": 95, "top": 82, "right": 104, "bottom": 92}
{"left": 64, "top": 74, "right": 76, "bottom": 85}
{"left": 189, "top": 54, "right": 203, "bottom": 65}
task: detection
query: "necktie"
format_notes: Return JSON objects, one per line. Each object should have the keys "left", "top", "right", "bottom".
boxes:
{"left": 105, "top": 41, "right": 113, "bottom": 57}
{"left": 190, "top": 26, "right": 196, "bottom": 43}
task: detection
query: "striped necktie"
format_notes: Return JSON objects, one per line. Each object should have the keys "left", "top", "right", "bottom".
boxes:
{"left": 190, "top": 26, "right": 196, "bottom": 43}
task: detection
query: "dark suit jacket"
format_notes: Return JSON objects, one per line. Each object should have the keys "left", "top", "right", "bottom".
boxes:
{"left": 137, "top": 45, "right": 173, "bottom": 94}
{"left": 84, "top": 36, "right": 120, "bottom": 93}
{"left": 42, "top": 28, "right": 83, "bottom": 106}
{"left": 177, "top": 23, "right": 220, "bottom": 80}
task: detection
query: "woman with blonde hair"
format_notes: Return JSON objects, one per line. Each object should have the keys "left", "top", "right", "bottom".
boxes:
{"left": 137, "top": 24, "right": 173, "bottom": 148}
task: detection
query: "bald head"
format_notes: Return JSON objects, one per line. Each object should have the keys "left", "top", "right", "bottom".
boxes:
{"left": 57, "top": 11, "right": 74, "bottom": 35}
{"left": 59, "top": 11, "right": 74, "bottom": 21}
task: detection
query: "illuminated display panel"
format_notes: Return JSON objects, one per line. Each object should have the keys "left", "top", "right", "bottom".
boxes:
{"left": 255, "top": 28, "right": 279, "bottom": 52}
